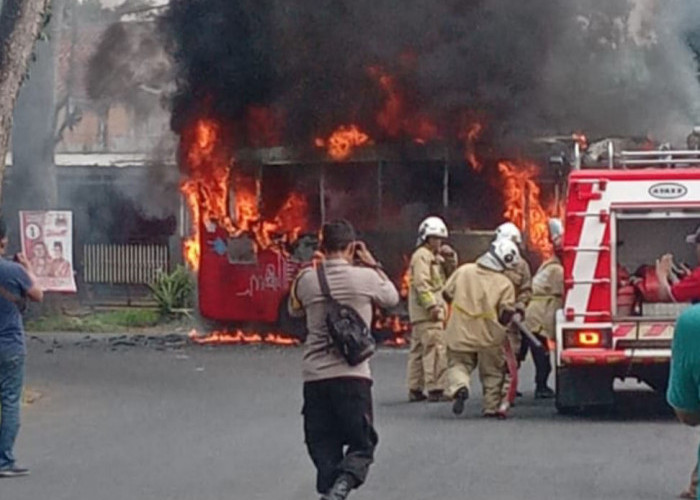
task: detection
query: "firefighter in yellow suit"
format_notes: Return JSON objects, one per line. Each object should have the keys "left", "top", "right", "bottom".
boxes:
{"left": 407, "top": 216, "right": 458, "bottom": 402}
{"left": 522, "top": 218, "right": 565, "bottom": 398}
{"left": 443, "top": 238, "right": 519, "bottom": 418}
{"left": 494, "top": 223, "right": 532, "bottom": 414}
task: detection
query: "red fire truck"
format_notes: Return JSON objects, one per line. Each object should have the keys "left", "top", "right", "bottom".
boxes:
{"left": 556, "top": 144, "right": 700, "bottom": 413}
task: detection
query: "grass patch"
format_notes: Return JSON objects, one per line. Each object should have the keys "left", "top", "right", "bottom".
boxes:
{"left": 26, "top": 308, "right": 163, "bottom": 333}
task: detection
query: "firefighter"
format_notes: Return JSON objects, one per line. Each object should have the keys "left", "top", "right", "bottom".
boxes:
{"left": 443, "top": 238, "right": 518, "bottom": 418}
{"left": 687, "top": 126, "right": 700, "bottom": 150}
{"left": 494, "top": 223, "right": 533, "bottom": 412}
{"left": 522, "top": 218, "right": 565, "bottom": 399}
{"left": 407, "top": 216, "right": 458, "bottom": 402}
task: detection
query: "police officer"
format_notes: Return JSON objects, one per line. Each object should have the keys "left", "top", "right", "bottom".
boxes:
{"left": 442, "top": 238, "right": 519, "bottom": 418}
{"left": 522, "top": 218, "right": 565, "bottom": 399}
{"left": 494, "top": 223, "right": 532, "bottom": 413}
{"left": 289, "top": 220, "right": 400, "bottom": 500}
{"left": 407, "top": 216, "right": 458, "bottom": 402}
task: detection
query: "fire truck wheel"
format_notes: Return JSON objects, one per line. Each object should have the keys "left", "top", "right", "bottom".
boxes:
{"left": 277, "top": 294, "right": 307, "bottom": 341}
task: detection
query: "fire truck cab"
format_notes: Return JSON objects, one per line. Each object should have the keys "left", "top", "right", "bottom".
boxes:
{"left": 556, "top": 145, "right": 700, "bottom": 413}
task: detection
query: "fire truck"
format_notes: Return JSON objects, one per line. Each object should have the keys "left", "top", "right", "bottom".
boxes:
{"left": 555, "top": 143, "right": 700, "bottom": 413}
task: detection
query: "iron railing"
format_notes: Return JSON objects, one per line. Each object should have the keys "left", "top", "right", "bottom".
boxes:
{"left": 83, "top": 244, "right": 169, "bottom": 284}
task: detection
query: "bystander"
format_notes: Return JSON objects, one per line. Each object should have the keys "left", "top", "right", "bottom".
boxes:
{"left": 0, "top": 215, "right": 44, "bottom": 478}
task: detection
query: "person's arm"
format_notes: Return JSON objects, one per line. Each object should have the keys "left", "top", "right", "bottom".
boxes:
{"left": 287, "top": 270, "right": 307, "bottom": 318}
{"left": 369, "top": 271, "right": 400, "bottom": 309}
{"left": 439, "top": 244, "right": 458, "bottom": 277}
{"left": 354, "top": 241, "right": 399, "bottom": 308}
{"left": 412, "top": 251, "right": 441, "bottom": 314}
{"left": 549, "top": 264, "right": 565, "bottom": 297}
{"left": 667, "top": 328, "right": 700, "bottom": 426}
{"left": 442, "top": 268, "right": 458, "bottom": 304}
{"left": 675, "top": 409, "right": 700, "bottom": 427}
{"left": 656, "top": 254, "right": 674, "bottom": 301}
{"left": 15, "top": 253, "right": 43, "bottom": 302}
{"left": 514, "top": 261, "right": 533, "bottom": 315}
{"left": 665, "top": 267, "right": 700, "bottom": 303}
{"left": 498, "top": 281, "right": 517, "bottom": 326}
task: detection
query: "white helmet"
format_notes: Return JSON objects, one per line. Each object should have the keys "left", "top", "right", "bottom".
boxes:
{"left": 490, "top": 238, "right": 521, "bottom": 271}
{"left": 495, "top": 222, "right": 523, "bottom": 245}
{"left": 418, "top": 216, "right": 448, "bottom": 243}
{"left": 548, "top": 218, "right": 563, "bottom": 241}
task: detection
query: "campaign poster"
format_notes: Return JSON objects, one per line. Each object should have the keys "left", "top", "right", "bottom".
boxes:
{"left": 20, "top": 211, "right": 77, "bottom": 293}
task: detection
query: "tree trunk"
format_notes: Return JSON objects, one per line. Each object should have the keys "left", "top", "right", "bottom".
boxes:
{"left": 10, "top": 0, "right": 62, "bottom": 210}
{"left": 0, "top": 0, "right": 52, "bottom": 202}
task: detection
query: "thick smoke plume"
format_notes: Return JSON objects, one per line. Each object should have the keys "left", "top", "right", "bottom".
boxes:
{"left": 161, "top": 0, "right": 700, "bottom": 149}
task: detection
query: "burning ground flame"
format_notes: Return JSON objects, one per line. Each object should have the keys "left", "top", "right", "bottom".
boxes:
{"left": 188, "top": 329, "right": 299, "bottom": 346}
{"left": 315, "top": 125, "right": 371, "bottom": 161}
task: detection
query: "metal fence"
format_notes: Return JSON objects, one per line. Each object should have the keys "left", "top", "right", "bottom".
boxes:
{"left": 83, "top": 244, "right": 169, "bottom": 284}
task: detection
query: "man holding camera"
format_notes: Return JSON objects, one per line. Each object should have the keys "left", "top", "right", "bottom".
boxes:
{"left": 0, "top": 216, "right": 43, "bottom": 477}
{"left": 288, "top": 219, "right": 399, "bottom": 500}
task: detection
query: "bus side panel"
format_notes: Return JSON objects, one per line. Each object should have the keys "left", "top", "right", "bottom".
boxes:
{"left": 199, "top": 229, "right": 286, "bottom": 323}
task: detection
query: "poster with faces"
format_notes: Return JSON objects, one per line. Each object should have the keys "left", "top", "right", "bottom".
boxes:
{"left": 20, "top": 211, "right": 77, "bottom": 293}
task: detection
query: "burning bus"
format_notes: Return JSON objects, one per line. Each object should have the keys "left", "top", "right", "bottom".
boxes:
{"left": 179, "top": 117, "right": 565, "bottom": 343}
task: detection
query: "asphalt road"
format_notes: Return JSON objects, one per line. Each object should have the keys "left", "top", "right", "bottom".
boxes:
{"left": 2, "top": 334, "right": 694, "bottom": 500}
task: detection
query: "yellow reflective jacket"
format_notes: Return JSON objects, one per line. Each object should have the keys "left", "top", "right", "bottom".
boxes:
{"left": 524, "top": 256, "right": 564, "bottom": 340}
{"left": 408, "top": 245, "right": 457, "bottom": 324}
{"left": 442, "top": 263, "right": 516, "bottom": 351}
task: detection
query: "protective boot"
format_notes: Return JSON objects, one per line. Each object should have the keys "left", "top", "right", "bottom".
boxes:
{"left": 427, "top": 390, "right": 450, "bottom": 402}
{"left": 452, "top": 387, "right": 469, "bottom": 415}
{"left": 496, "top": 400, "right": 510, "bottom": 419}
{"left": 535, "top": 386, "right": 555, "bottom": 399}
{"left": 323, "top": 473, "right": 355, "bottom": 500}
{"left": 409, "top": 390, "right": 427, "bottom": 402}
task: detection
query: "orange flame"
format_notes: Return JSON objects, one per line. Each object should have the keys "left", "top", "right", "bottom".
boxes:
{"left": 460, "top": 121, "right": 484, "bottom": 172}
{"left": 372, "top": 311, "right": 409, "bottom": 346}
{"left": 181, "top": 118, "right": 309, "bottom": 271}
{"left": 180, "top": 119, "right": 234, "bottom": 271}
{"left": 316, "top": 125, "right": 371, "bottom": 161}
{"left": 498, "top": 160, "right": 554, "bottom": 257}
{"left": 368, "top": 66, "right": 438, "bottom": 144}
{"left": 399, "top": 256, "right": 410, "bottom": 299}
{"left": 188, "top": 329, "right": 300, "bottom": 346}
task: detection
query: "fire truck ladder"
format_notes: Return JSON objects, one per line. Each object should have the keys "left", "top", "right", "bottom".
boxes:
{"left": 573, "top": 141, "right": 700, "bottom": 169}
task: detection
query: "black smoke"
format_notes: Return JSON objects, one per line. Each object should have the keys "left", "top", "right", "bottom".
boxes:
{"left": 161, "top": 0, "right": 700, "bottom": 150}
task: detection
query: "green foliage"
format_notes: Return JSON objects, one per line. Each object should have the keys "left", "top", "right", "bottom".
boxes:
{"left": 26, "top": 309, "right": 162, "bottom": 333}
{"left": 148, "top": 265, "right": 194, "bottom": 315}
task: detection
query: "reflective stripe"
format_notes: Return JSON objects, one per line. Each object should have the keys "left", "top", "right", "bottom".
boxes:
{"left": 530, "top": 295, "right": 559, "bottom": 301}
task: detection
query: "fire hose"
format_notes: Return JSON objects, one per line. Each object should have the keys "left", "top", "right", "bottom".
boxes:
{"left": 511, "top": 316, "right": 544, "bottom": 351}
{"left": 501, "top": 315, "right": 546, "bottom": 409}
